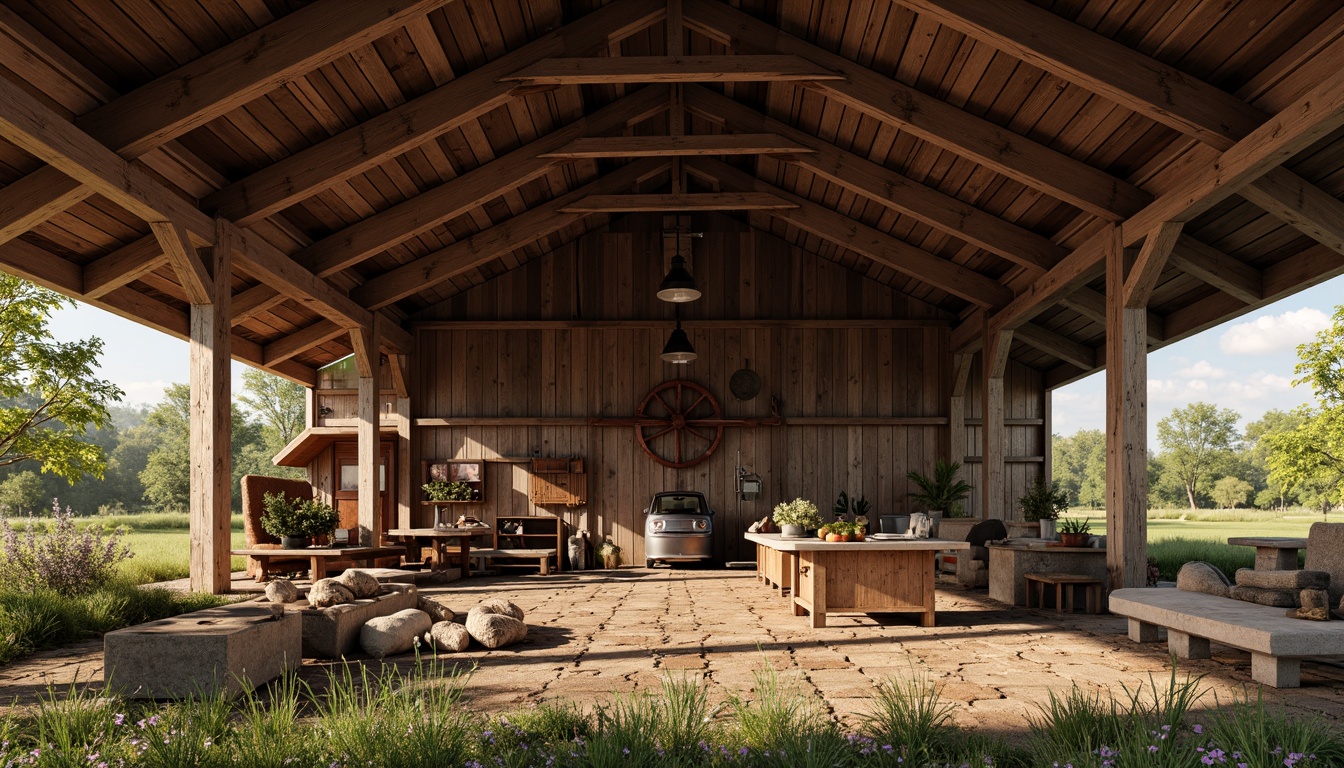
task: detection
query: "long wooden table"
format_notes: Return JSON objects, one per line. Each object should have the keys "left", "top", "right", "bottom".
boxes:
{"left": 746, "top": 533, "right": 967, "bottom": 627}
{"left": 231, "top": 545, "right": 405, "bottom": 582}
{"left": 387, "top": 527, "right": 495, "bottom": 577}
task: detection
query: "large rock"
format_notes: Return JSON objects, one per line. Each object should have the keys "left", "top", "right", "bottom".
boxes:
{"left": 424, "top": 621, "right": 471, "bottom": 652}
{"left": 1176, "top": 562, "right": 1231, "bottom": 597}
{"left": 1301, "top": 588, "right": 1331, "bottom": 612}
{"left": 360, "top": 608, "right": 432, "bottom": 658}
{"left": 475, "top": 598, "right": 524, "bottom": 621}
{"left": 336, "top": 568, "right": 381, "bottom": 599}
{"left": 1235, "top": 569, "right": 1329, "bottom": 590}
{"left": 297, "top": 584, "right": 418, "bottom": 659}
{"left": 308, "top": 578, "right": 355, "bottom": 608}
{"left": 418, "top": 596, "right": 456, "bottom": 624}
{"left": 966, "top": 519, "right": 1008, "bottom": 547}
{"left": 265, "top": 579, "right": 301, "bottom": 604}
{"left": 465, "top": 612, "right": 527, "bottom": 649}
{"left": 1229, "top": 585, "right": 1299, "bottom": 608}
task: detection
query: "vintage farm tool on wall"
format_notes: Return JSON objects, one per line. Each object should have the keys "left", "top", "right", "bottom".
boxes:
{"left": 591, "top": 379, "right": 781, "bottom": 469}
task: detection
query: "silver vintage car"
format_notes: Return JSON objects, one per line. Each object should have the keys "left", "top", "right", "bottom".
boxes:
{"left": 643, "top": 491, "right": 714, "bottom": 567}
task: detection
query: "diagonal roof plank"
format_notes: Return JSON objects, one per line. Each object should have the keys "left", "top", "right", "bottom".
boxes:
{"left": 296, "top": 85, "right": 671, "bottom": 278}
{"left": 540, "top": 133, "right": 813, "bottom": 158}
{"left": 205, "top": 0, "right": 668, "bottom": 227}
{"left": 683, "top": 0, "right": 1151, "bottom": 222}
{"left": 0, "top": 0, "right": 448, "bottom": 247}
{"left": 500, "top": 55, "right": 846, "bottom": 84}
{"left": 353, "top": 158, "right": 671, "bottom": 310}
{"left": 690, "top": 157, "right": 1014, "bottom": 308}
{"left": 684, "top": 85, "right": 1065, "bottom": 274}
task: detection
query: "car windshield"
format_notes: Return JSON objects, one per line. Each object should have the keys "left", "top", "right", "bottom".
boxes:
{"left": 652, "top": 495, "right": 704, "bottom": 514}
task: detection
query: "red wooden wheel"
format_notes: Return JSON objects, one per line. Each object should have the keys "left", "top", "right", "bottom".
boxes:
{"left": 635, "top": 380, "right": 725, "bottom": 469}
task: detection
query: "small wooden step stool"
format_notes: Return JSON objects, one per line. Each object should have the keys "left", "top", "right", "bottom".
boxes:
{"left": 1025, "top": 572, "right": 1103, "bottom": 614}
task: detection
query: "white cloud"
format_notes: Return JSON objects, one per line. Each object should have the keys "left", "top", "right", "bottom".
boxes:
{"left": 1218, "top": 308, "right": 1330, "bottom": 355}
{"left": 117, "top": 380, "right": 174, "bottom": 405}
{"left": 1175, "top": 361, "right": 1227, "bottom": 379}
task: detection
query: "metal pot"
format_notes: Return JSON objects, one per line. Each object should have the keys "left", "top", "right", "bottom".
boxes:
{"left": 280, "top": 535, "right": 310, "bottom": 549}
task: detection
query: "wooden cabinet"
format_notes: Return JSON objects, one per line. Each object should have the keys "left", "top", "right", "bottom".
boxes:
{"left": 495, "top": 515, "right": 567, "bottom": 572}
{"left": 528, "top": 457, "right": 586, "bottom": 507}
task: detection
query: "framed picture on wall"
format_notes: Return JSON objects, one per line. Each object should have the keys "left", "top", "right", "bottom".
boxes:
{"left": 448, "top": 461, "right": 482, "bottom": 482}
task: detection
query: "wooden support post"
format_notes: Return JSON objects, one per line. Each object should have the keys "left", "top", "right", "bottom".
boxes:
{"left": 351, "top": 325, "right": 380, "bottom": 546}
{"left": 949, "top": 352, "right": 972, "bottom": 472}
{"left": 981, "top": 328, "right": 1012, "bottom": 519}
{"left": 391, "top": 353, "right": 412, "bottom": 531}
{"left": 188, "top": 221, "right": 232, "bottom": 594}
{"left": 1106, "top": 222, "right": 1178, "bottom": 589}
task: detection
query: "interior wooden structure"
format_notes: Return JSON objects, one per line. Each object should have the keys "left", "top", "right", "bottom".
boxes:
{"left": 3, "top": 0, "right": 1344, "bottom": 593}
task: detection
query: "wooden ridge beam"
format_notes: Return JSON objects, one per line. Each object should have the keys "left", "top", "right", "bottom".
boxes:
{"left": 82, "top": 236, "right": 167, "bottom": 298}
{"left": 1168, "top": 235, "right": 1263, "bottom": 305}
{"left": 685, "top": 85, "right": 1065, "bottom": 272}
{"left": 540, "top": 133, "right": 812, "bottom": 158}
{"left": 352, "top": 158, "right": 670, "bottom": 309}
{"left": 684, "top": 0, "right": 1150, "bottom": 221}
{"left": 205, "top": 0, "right": 666, "bottom": 226}
{"left": 1013, "top": 323, "right": 1098, "bottom": 371}
{"left": 559, "top": 192, "right": 796, "bottom": 212}
{"left": 296, "top": 85, "right": 670, "bottom": 278}
{"left": 263, "top": 320, "right": 347, "bottom": 365}
{"left": 501, "top": 55, "right": 844, "bottom": 84}
{"left": 1241, "top": 166, "right": 1344, "bottom": 257}
{"left": 691, "top": 157, "right": 1013, "bottom": 308}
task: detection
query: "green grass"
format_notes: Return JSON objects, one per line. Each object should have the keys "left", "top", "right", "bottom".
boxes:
{"left": 1069, "top": 507, "right": 1323, "bottom": 541}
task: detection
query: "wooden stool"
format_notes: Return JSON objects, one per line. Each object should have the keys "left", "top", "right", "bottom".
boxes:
{"left": 1025, "top": 572, "right": 1103, "bottom": 614}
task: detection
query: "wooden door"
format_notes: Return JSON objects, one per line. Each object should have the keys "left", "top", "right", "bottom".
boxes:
{"left": 333, "top": 441, "right": 396, "bottom": 539}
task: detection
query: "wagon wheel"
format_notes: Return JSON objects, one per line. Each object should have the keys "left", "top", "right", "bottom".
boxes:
{"left": 635, "top": 380, "right": 725, "bottom": 469}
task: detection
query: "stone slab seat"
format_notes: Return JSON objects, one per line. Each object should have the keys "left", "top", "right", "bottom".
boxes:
{"left": 287, "top": 582, "right": 419, "bottom": 659}
{"left": 104, "top": 601, "right": 300, "bottom": 699}
{"left": 1110, "top": 587, "right": 1344, "bottom": 688}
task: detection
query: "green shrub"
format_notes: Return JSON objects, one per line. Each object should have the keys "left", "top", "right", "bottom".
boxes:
{"left": 858, "top": 671, "right": 957, "bottom": 763}
{"left": 0, "top": 499, "right": 134, "bottom": 596}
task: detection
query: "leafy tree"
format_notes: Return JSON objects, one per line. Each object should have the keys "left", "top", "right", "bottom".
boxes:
{"left": 0, "top": 470, "right": 45, "bottom": 514}
{"left": 138, "top": 384, "right": 264, "bottom": 512}
{"left": 1051, "top": 429, "right": 1106, "bottom": 508}
{"left": 237, "top": 370, "right": 305, "bottom": 481}
{"left": 1244, "top": 409, "right": 1305, "bottom": 509}
{"left": 1211, "top": 476, "right": 1253, "bottom": 509}
{"left": 1156, "top": 402, "right": 1240, "bottom": 510}
{"left": 1266, "top": 306, "right": 1344, "bottom": 513}
{"left": 0, "top": 276, "right": 122, "bottom": 482}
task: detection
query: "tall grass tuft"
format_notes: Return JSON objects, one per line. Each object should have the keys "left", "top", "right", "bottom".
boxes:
{"left": 133, "top": 688, "right": 234, "bottom": 768}
{"left": 229, "top": 672, "right": 317, "bottom": 768}
{"left": 27, "top": 682, "right": 120, "bottom": 768}
{"left": 1199, "top": 689, "right": 1344, "bottom": 767}
{"left": 1147, "top": 538, "right": 1260, "bottom": 580}
{"left": 858, "top": 671, "right": 958, "bottom": 764}
{"left": 731, "top": 664, "right": 833, "bottom": 751}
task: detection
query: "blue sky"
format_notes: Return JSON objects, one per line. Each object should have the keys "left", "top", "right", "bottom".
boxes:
{"left": 48, "top": 275, "right": 1344, "bottom": 435}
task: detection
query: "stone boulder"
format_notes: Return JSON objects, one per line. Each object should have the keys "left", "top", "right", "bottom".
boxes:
{"left": 1228, "top": 585, "right": 1298, "bottom": 608}
{"left": 265, "top": 579, "right": 300, "bottom": 604}
{"left": 424, "top": 621, "right": 471, "bottom": 652}
{"left": 336, "top": 568, "right": 381, "bottom": 599}
{"left": 417, "top": 596, "right": 456, "bottom": 624}
{"left": 308, "top": 578, "right": 355, "bottom": 608}
{"left": 1234, "top": 569, "right": 1329, "bottom": 590}
{"left": 1301, "top": 588, "right": 1331, "bottom": 612}
{"left": 1176, "top": 562, "right": 1231, "bottom": 597}
{"left": 465, "top": 600, "right": 527, "bottom": 649}
{"left": 360, "top": 608, "right": 432, "bottom": 658}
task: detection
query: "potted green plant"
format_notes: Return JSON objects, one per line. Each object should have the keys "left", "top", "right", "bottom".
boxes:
{"left": 1057, "top": 517, "right": 1092, "bottom": 547}
{"left": 906, "top": 460, "right": 972, "bottom": 535}
{"left": 422, "top": 480, "right": 475, "bottom": 501}
{"left": 260, "top": 491, "right": 340, "bottom": 549}
{"left": 598, "top": 538, "right": 621, "bottom": 569}
{"left": 773, "top": 498, "right": 821, "bottom": 538}
{"left": 1019, "top": 478, "right": 1070, "bottom": 540}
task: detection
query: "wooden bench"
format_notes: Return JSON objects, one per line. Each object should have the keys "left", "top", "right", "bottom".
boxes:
{"left": 472, "top": 547, "right": 557, "bottom": 575}
{"left": 1025, "top": 572, "right": 1103, "bottom": 614}
{"left": 1110, "top": 587, "right": 1344, "bottom": 688}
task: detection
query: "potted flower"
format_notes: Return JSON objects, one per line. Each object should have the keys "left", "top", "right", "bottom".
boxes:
{"left": 598, "top": 538, "right": 621, "bottom": 569}
{"left": 1019, "top": 478, "right": 1070, "bottom": 540}
{"left": 1057, "top": 517, "right": 1092, "bottom": 547}
{"left": 260, "top": 491, "right": 339, "bottom": 549}
{"left": 906, "top": 459, "right": 972, "bottom": 535}
{"left": 773, "top": 498, "right": 821, "bottom": 538}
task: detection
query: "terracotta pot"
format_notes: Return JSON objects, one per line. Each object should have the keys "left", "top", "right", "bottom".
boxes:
{"left": 1059, "top": 532, "right": 1090, "bottom": 547}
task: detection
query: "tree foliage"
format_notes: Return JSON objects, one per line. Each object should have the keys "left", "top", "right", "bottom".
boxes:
{"left": 1211, "top": 476, "right": 1253, "bottom": 509}
{"left": 0, "top": 277, "right": 122, "bottom": 482}
{"left": 1156, "top": 402, "right": 1240, "bottom": 510}
{"left": 1052, "top": 430, "right": 1105, "bottom": 507}
{"left": 1265, "top": 306, "right": 1344, "bottom": 512}
{"left": 138, "top": 384, "right": 264, "bottom": 512}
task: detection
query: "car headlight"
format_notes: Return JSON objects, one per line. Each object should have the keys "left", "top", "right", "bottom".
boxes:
{"left": 695, "top": 519, "right": 707, "bottom": 530}
{"left": 651, "top": 519, "right": 665, "bottom": 531}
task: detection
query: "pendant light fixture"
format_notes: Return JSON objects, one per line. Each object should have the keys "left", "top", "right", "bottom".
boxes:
{"left": 660, "top": 315, "right": 697, "bottom": 364}
{"left": 657, "top": 226, "right": 701, "bottom": 303}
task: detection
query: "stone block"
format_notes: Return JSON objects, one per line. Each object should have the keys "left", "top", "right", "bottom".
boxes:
{"left": 104, "top": 602, "right": 300, "bottom": 699}
{"left": 1234, "top": 569, "right": 1329, "bottom": 590}
{"left": 1228, "top": 585, "right": 1298, "bottom": 608}
{"left": 1176, "top": 561, "right": 1230, "bottom": 597}
{"left": 1304, "top": 522, "right": 1344, "bottom": 605}
{"left": 294, "top": 583, "right": 418, "bottom": 659}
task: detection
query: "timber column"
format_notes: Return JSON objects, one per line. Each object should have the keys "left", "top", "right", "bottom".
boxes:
{"left": 1105, "top": 221, "right": 1181, "bottom": 589}
{"left": 351, "top": 325, "right": 381, "bottom": 546}
{"left": 981, "top": 327, "right": 1012, "bottom": 519}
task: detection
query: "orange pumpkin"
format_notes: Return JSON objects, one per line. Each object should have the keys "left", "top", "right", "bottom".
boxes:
{"left": 817, "top": 526, "right": 831, "bottom": 540}
{"left": 825, "top": 533, "right": 842, "bottom": 542}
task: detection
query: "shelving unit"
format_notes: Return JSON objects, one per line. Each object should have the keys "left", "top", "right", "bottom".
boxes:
{"left": 493, "top": 515, "right": 567, "bottom": 573}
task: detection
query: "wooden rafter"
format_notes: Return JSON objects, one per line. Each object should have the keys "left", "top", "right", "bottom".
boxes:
{"left": 0, "top": 172, "right": 90, "bottom": 246}
{"left": 296, "top": 85, "right": 670, "bottom": 278}
{"left": 352, "top": 158, "right": 671, "bottom": 309}
{"left": 501, "top": 55, "right": 845, "bottom": 84}
{"left": 1123, "top": 222, "right": 1183, "bottom": 309}
{"left": 1013, "top": 323, "right": 1098, "bottom": 371}
{"left": 684, "top": 0, "right": 1151, "bottom": 221}
{"left": 204, "top": 0, "right": 667, "bottom": 226}
{"left": 1240, "top": 167, "right": 1344, "bottom": 258}
{"left": 690, "top": 157, "right": 1014, "bottom": 308}
{"left": 559, "top": 193, "right": 796, "bottom": 212}
{"left": 263, "top": 320, "right": 347, "bottom": 366}
{"left": 540, "top": 133, "right": 812, "bottom": 158}
{"left": 1168, "top": 235, "right": 1263, "bottom": 306}
{"left": 81, "top": 237, "right": 167, "bottom": 299}
{"left": 685, "top": 85, "right": 1064, "bottom": 273}
{"left": 151, "top": 221, "right": 214, "bottom": 305}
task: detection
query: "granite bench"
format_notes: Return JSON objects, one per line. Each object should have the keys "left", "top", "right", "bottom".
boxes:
{"left": 105, "top": 601, "right": 300, "bottom": 699}
{"left": 1110, "top": 587, "right": 1344, "bottom": 688}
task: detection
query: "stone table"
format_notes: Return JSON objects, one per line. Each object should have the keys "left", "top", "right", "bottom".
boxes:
{"left": 987, "top": 542, "right": 1108, "bottom": 607}
{"left": 1227, "top": 537, "right": 1307, "bottom": 571}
